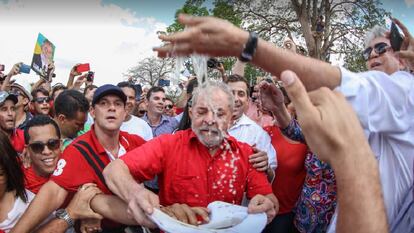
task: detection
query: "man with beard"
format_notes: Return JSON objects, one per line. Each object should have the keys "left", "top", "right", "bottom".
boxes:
{"left": 0, "top": 91, "right": 25, "bottom": 153}
{"left": 103, "top": 81, "right": 279, "bottom": 226}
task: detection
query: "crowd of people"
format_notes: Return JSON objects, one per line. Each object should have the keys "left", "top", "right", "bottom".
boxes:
{"left": 0, "top": 14, "right": 413, "bottom": 233}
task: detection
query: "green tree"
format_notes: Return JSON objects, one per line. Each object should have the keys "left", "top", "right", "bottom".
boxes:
{"left": 166, "top": 0, "right": 209, "bottom": 33}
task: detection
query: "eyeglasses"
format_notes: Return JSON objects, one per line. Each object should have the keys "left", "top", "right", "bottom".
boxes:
{"left": 33, "top": 97, "right": 50, "bottom": 104}
{"left": 165, "top": 105, "right": 173, "bottom": 110}
{"left": 10, "top": 89, "right": 23, "bottom": 97}
{"left": 362, "top": 42, "right": 390, "bottom": 61}
{"left": 28, "top": 139, "right": 61, "bottom": 153}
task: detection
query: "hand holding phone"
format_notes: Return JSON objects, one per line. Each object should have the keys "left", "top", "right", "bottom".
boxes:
{"left": 86, "top": 71, "right": 94, "bottom": 82}
{"left": 75, "top": 63, "right": 90, "bottom": 73}
{"left": 19, "top": 64, "right": 31, "bottom": 74}
{"left": 390, "top": 22, "right": 403, "bottom": 51}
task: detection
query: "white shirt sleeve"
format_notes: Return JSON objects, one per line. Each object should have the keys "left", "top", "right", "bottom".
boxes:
{"left": 336, "top": 68, "right": 414, "bottom": 134}
{"left": 255, "top": 128, "right": 277, "bottom": 170}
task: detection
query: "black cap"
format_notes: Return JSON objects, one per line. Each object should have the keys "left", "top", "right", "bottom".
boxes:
{"left": 92, "top": 84, "right": 127, "bottom": 106}
{"left": 0, "top": 91, "right": 18, "bottom": 106}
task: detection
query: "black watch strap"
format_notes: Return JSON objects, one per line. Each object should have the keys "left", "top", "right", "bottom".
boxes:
{"left": 240, "top": 32, "right": 258, "bottom": 62}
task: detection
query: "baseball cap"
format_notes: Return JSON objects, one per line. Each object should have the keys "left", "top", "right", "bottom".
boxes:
{"left": 92, "top": 84, "right": 127, "bottom": 106}
{"left": 11, "top": 77, "right": 32, "bottom": 101}
{"left": 0, "top": 91, "right": 18, "bottom": 106}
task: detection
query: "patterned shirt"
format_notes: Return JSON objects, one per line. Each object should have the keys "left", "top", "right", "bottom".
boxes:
{"left": 281, "top": 119, "right": 337, "bottom": 233}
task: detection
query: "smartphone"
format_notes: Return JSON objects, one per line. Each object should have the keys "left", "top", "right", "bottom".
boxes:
{"left": 76, "top": 63, "right": 90, "bottom": 73}
{"left": 0, "top": 64, "right": 4, "bottom": 71}
{"left": 86, "top": 71, "right": 94, "bottom": 82}
{"left": 390, "top": 22, "right": 403, "bottom": 51}
{"left": 19, "top": 64, "right": 31, "bottom": 74}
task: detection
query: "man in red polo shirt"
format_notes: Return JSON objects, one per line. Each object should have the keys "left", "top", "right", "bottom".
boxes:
{"left": 11, "top": 84, "right": 149, "bottom": 232}
{"left": 104, "top": 81, "right": 278, "bottom": 226}
{"left": 0, "top": 91, "right": 25, "bottom": 154}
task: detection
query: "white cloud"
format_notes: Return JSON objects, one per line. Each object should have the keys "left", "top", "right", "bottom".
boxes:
{"left": 405, "top": 0, "right": 414, "bottom": 8}
{"left": 0, "top": 0, "right": 167, "bottom": 86}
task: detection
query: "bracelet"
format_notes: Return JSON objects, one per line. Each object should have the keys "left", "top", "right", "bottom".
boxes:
{"left": 240, "top": 32, "right": 258, "bottom": 62}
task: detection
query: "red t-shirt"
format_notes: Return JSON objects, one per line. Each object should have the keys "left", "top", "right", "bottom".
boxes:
{"left": 23, "top": 166, "right": 49, "bottom": 194}
{"left": 10, "top": 129, "right": 25, "bottom": 154}
{"left": 265, "top": 126, "right": 308, "bottom": 214}
{"left": 51, "top": 126, "right": 146, "bottom": 194}
{"left": 121, "top": 129, "right": 272, "bottom": 207}
{"left": 50, "top": 126, "right": 146, "bottom": 229}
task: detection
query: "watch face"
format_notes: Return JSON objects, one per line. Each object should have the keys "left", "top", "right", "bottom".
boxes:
{"left": 56, "top": 209, "right": 66, "bottom": 217}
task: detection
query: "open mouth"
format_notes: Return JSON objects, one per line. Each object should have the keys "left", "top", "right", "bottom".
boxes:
{"left": 106, "top": 116, "right": 116, "bottom": 121}
{"left": 370, "top": 61, "right": 382, "bottom": 69}
{"left": 41, "top": 158, "right": 56, "bottom": 166}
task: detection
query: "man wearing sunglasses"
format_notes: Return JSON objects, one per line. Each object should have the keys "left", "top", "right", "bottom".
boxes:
{"left": 163, "top": 97, "right": 176, "bottom": 117}
{"left": 30, "top": 87, "right": 51, "bottom": 116}
{"left": 22, "top": 115, "right": 61, "bottom": 194}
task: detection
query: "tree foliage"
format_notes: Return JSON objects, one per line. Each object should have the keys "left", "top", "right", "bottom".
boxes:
{"left": 124, "top": 57, "right": 174, "bottom": 87}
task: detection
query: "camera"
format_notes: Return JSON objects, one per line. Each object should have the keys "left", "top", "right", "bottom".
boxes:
{"left": 86, "top": 71, "right": 94, "bottom": 82}
{"left": 207, "top": 58, "right": 220, "bottom": 68}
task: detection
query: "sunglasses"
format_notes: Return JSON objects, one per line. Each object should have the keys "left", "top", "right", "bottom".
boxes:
{"left": 362, "top": 42, "right": 390, "bottom": 61}
{"left": 165, "top": 105, "right": 173, "bottom": 110}
{"left": 28, "top": 139, "right": 61, "bottom": 154}
{"left": 10, "top": 89, "right": 23, "bottom": 97}
{"left": 33, "top": 96, "right": 50, "bottom": 104}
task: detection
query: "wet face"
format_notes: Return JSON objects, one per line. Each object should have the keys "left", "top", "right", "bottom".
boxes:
{"left": 190, "top": 89, "right": 232, "bottom": 149}
{"left": 32, "top": 92, "right": 50, "bottom": 115}
{"left": 227, "top": 81, "right": 249, "bottom": 120}
{"left": 120, "top": 87, "right": 136, "bottom": 115}
{"left": 365, "top": 37, "right": 402, "bottom": 75}
{"left": 147, "top": 91, "right": 165, "bottom": 116}
{"left": 0, "top": 100, "right": 16, "bottom": 132}
{"left": 26, "top": 124, "right": 61, "bottom": 177}
{"left": 91, "top": 94, "right": 126, "bottom": 132}
{"left": 59, "top": 111, "right": 87, "bottom": 139}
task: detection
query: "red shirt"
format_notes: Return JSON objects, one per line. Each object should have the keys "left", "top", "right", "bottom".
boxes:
{"left": 122, "top": 129, "right": 272, "bottom": 207}
{"left": 10, "top": 129, "right": 25, "bottom": 154}
{"left": 23, "top": 166, "right": 49, "bottom": 194}
{"left": 265, "top": 126, "right": 307, "bottom": 214}
{"left": 51, "top": 126, "right": 146, "bottom": 194}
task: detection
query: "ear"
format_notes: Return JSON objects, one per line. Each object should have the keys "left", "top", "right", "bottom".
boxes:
{"left": 22, "top": 97, "right": 29, "bottom": 106}
{"left": 56, "top": 114, "right": 66, "bottom": 122}
{"left": 90, "top": 106, "right": 96, "bottom": 120}
{"left": 188, "top": 106, "right": 193, "bottom": 121}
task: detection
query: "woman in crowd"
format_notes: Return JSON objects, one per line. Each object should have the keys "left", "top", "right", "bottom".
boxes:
{"left": 0, "top": 131, "right": 34, "bottom": 232}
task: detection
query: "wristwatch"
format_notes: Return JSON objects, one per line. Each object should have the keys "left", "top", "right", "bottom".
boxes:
{"left": 55, "top": 209, "right": 75, "bottom": 227}
{"left": 239, "top": 32, "right": 258, "bottom": 62}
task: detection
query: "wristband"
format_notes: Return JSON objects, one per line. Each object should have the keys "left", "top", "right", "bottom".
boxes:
{"left": 240, "top": 32, "right": 258, "bottom": 62}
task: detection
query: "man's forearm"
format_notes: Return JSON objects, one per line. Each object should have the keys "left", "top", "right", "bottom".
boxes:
{"left": 332, "top": 148, "right": 388, "bottom": 233}
{"left": 252, "top": 38, "right": 341, "bottom": 91}
{"left": 91, "top": 194, "right": 138, "bottom": 225}
{"left": 11, "top": 181, "right": 68, "bottom": 233}
{"left": 103, "top": 159, "right": 141, "bottom": 202}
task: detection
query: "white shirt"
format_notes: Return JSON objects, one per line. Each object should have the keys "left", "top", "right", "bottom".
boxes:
{"left": 328, "top": 68, "right": 414, "bottom": 232}
{"left": 120, "top": 115, "right": 153, "bottom": 141}
{"left": 0, "top": 190, "right": 35, "bottom": 232}
{"left": 228, "top": 114, "right": 277, "bottom": 170}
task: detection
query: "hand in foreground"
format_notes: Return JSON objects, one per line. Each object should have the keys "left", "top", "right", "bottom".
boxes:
{"left": 80, "top": 218, "right": 101, "bottom": 233}
{"left": 126, "top": 184, "right": 159, "bottom": 228}
{"left": 161, "top": 203, "right": 210, "bottom": 226}
{"left": 249, "top": 147, "right": 268, "bottom": 172}
{"left": 259, "top": 81, "right": 285, "bottom": 114}
{"left": 248, "top": 195, "right": 276, "bottom": 224}
{"left": 279, "top": 70, "right": 370, "bottom": 164}
{"left": 7, "top": 63, "right": 22, "bottom": 77}
{"left": 66, "top": 183, "right": 103, "bottom": 221}
{"left": 153, "top": 14, "right": 248, "bottom": 58}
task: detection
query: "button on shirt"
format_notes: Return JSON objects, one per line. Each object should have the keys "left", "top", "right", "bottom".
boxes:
{"left": 228, "top": 114, "right": 277, "bottom": 170}
{"left": 121, "top": 129, "right": 272, "bottom": 207}
{"left": 141, "top": 113, "right": 178, "bottom": 137}
{"left": 328, "top": 69, "right": 414, "bottom": 232}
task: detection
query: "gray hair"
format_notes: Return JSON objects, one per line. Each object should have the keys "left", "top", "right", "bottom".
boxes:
{"left": 364, "top": 25, "right": 388, "bottom": 48}
{"left": 191, "top": 81, "right": 234, "bottom": 112}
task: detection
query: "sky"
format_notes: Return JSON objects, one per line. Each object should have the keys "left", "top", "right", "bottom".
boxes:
{"left": 0, "top": 0, "right": 413, "bottom": 87}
